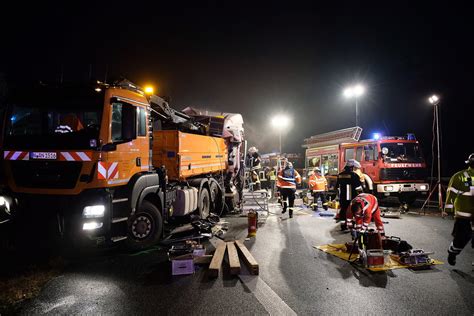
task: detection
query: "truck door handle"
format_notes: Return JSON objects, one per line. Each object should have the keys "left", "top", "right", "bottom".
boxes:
{"left": 136, "top": 157, "right": 141, "bottom": 167}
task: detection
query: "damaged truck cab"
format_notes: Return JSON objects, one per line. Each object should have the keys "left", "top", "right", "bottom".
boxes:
{"left": 0, "top": 81, "right": 244, "bottom": 249}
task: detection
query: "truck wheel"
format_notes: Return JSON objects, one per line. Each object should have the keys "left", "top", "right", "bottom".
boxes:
{"left": 398, "top": 193, "right": 417, "bottom": 206}
{"left": 127, "top": 200, "right": 163, "bottom": 250}
{"left": 199, "top": 188, "right": 211, "bottom": 219}
{"left": 209, "top": 181, "right": 224, "bottom": 214}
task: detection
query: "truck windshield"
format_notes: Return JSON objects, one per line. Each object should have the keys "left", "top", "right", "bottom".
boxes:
{"left": 3, "top": 86, "right": 104, "bottom": 150}
{"left": 381, "top": 142, "right": 424, "bottom": 163}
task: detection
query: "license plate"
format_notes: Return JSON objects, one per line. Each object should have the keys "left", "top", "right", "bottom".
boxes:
{"left": 30, "top": 152, "right": 57, "bottom": 160}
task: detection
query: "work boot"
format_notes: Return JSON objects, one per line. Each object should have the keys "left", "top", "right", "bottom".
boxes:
{"left": 448, "top": 252, "right": 457, "bottom": 266}
{"left": 289, "top": 208, "right": 293, "bottom": 218}
{"left": 282, "top": 202, "right": 287, "bottom": 214}
{"left": 340, "top": 223, "right": 347, "bottom": 231}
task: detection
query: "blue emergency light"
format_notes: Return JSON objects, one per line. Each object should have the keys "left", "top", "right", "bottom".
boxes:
{"left": 373, "top": 133, "right": 381, "bottom": 140}
{"left": 406, "top": 133, "right": 416, "bottom": 140}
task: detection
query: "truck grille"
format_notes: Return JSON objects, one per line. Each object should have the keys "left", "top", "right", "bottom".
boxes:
{"left": 379, "top": 168, "right": 427, "bottom": 181}
{"left": 10, "top": 161, "right": 82, "bottom": 189}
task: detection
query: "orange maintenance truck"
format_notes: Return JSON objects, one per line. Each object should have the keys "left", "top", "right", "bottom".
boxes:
{"left": 0, "top": 80, "right": 244, "bottom": 249}
{"left": 303, "top": 127, "right": 429, "bottom": 205}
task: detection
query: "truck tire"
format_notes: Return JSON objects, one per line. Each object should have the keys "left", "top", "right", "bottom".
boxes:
{"left": 209, "top": 181, "right": 224, "bottom": 214}
{"left": 199, "top": 188, "right": 211, "bottom": 219}
{"left": 398, "top": 193, "right": 417, "bottom": 206}
{"left": 126, "top": 200, "right": 163, "bottom": 251}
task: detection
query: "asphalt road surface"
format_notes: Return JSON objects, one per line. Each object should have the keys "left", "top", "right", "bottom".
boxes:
{"left": 17, "top": 204, "right": 474, "bottom": 315}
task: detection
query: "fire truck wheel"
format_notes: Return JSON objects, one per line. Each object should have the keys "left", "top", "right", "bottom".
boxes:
{"left": 199, "top": 188, "right": 211, "bottom": 219}
{"left": 127, "top": 200, "right": 163, "bottom": 250}
{"left": 398, "top": 193, "right": 417, "bottom": 206}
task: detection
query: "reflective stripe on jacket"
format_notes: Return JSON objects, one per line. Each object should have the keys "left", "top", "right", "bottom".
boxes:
{"left": 445, "top": 167, "right": 474, "bottom": 218}
{"left": 309, "top": 174, "right": 327, "bottom": 192}
{"left": 277, "top": 168, "right": 301, "bottom": 189}
{"left": 347, "top": 193, "right": 384, "bottom": 234}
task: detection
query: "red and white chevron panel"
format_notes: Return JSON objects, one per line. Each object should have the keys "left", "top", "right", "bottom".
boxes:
{"left": 59, "top": 151, "right": 92, "bottom": 161}
{"left": 3, "top": 151, "right": 29, "bottom": 160}
{"left": 98, "top": 162, "right": 119, "bottom": 180}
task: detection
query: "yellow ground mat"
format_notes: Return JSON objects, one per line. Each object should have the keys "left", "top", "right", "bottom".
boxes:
{"left": 314, "top": 244, "right": 443, "bottom": 272}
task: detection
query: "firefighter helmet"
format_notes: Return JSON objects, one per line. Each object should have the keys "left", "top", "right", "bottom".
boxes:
{"left": 465, "top": 153, "right": 474, "bottom": 164}
{"left": 346, "top": 159, "right": 361, "bottom": 169}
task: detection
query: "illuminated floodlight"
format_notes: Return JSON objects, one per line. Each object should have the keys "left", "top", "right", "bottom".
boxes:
{"left": 429, "top": 95, "right": 439, "bottom": 105}
{"left": 271, "top": 115, "right": 290, "bottom": 129}
{"left": 144, "top": 86, "right": 154, "bottom": 95}
{"left": 344, "top": 84, "right": 365, "bottom": 98}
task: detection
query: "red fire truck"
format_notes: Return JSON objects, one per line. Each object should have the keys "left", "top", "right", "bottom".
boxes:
{"left": 303, "top": 127, "right": 429, "bottom": 205}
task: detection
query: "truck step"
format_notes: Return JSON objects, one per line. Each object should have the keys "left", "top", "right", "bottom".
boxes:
{"left": 112, "top": 217, "right": 128, "bottom": 223}
{"left": 111, "top": 236, "right": 128, "bottom": 242}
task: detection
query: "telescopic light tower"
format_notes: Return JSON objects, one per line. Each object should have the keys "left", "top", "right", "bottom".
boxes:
{"left": 429, "top": 95, "right": 443, "bottom": 212}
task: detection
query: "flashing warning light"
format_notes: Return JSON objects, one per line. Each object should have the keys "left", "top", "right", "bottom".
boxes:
{"left": 373, "top": 133, "right": 381, "bottom": 140}
{"left": 144, "top": 86, "right": 154, "bottom": 95}
{"left": 406, "top": 133, "right": 416, "bottom": 140}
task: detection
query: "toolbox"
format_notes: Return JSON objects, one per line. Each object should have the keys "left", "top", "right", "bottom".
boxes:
{"left": 398, "top": 249, "right": 433, "bottom": 265}
{"left": 366, "top": 249, "right": 385, "bottom": 268}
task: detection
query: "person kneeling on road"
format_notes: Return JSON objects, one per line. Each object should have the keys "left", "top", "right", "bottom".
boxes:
{"left": 346, "top": 193, "right": 385, "bottom": 238}
{"left": 277, "top": 162, "right": 301, "bottom": 218}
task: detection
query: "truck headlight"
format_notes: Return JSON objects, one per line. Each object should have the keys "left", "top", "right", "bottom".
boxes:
{"left": 384, "top": 186, "right": 394, "bottom": 192}
{"left": 419, "top": 185, "right": 427, "bottom": 191}
{"left": 83, "top": 205, "right": 105, "bottom": 218}
{"left": 83, "top": 221, "right": 103, "bottom": 230}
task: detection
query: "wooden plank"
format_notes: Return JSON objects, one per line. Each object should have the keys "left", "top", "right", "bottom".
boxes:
{"left": 194, "top": 255, "right": 213, "bottom": 265}
{"left": 208, "top": 242, "right": 226, "bottom": 278}
{"left": 227, "top": 242, "right": 241, "bottom": 275}
{"left": 235, "top": 240, "right": 259, "bottom": 275}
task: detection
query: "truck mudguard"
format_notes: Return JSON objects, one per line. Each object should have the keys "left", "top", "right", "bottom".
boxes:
{"left": 129, "top": 173, "right": 159, "bottom": 213}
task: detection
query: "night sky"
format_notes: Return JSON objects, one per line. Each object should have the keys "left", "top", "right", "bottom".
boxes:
{"left": 1, "top": 2, "right": 472, "bottom": 176}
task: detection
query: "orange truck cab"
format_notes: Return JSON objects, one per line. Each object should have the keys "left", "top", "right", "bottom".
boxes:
{"left": 303, "top": 127, "right": 429, "bottom": 205}
{"left": 0, "top": 80, "right": 244, "bottom": 249}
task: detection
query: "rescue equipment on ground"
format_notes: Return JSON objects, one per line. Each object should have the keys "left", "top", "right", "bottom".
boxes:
{"left": 247, "top": 209, "right": 258, "bottom": 237}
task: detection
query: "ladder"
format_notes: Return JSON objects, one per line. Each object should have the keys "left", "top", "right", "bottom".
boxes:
{"left": 241, "top": 189, "right": 269, "bottom": 215}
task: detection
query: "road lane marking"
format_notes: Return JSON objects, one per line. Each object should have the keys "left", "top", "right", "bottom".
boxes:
{"left": 239, "top": 275, "right": 297, "bottom": 316}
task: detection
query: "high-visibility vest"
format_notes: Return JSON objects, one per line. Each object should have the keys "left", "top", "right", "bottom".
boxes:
{"left": 308, "top": 174, "right": 327, "bottom": 192}
{"left": 445, "top": 167, "right": 474, "bottom": 219}
{"left": 347, "top": 193, "right": 384, "bottom": 234}
{"left": 277, "top": 168, "right": 301, "bottom": 189}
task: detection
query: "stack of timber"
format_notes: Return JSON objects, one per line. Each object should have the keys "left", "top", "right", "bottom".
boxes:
{"left": 208, "top": 240, "right": 259, "bottom": 278}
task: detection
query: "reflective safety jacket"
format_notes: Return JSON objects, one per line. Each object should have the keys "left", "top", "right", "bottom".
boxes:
{"left": 277, "top": 167, "right": 301, "bottom": 189}
{"left": 308, "top": 174, "right": 327, "bottom": 192}
{"left": 336, "top": 169, "right": 363, "bottom": 205}
{"left": 445, "top": 167, "right": 474, "bottom": 219}
{"left": 268, "top": 170, "right": 276, "bottom": 181}
{"left": 347, "top": 193, "right": 384, "bottom": 234}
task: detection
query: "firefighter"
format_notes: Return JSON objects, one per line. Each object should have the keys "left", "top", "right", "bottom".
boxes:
{"left": 308, "top": 167, "right": 328, "bottom": 211}
{"left": 247, "top": 147, "right": 262, "bottom": 190}
{"left": 336, "top": 159, "right": 363, "bottom": 230}
{"left": 277, "top": 161, "right": 302, "bottom": 218}
{"left": 445, "top": 153, "right": 474, "bottom": 266}
{"left": 347, "top": 193, "right": 385, "bottom": 236}
{"left": 267, "top": 167, "right": 277, "bottom": 200}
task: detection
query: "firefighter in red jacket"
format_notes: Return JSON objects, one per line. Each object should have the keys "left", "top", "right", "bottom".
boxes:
{"left": 347, "top": 193, "right": 385, "bottom": 236}
{"left": 308, "top": 167, "right": 328, "bottom": 211}
{"left": 277, "top": 162, "right": 301, "bottom": 218}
